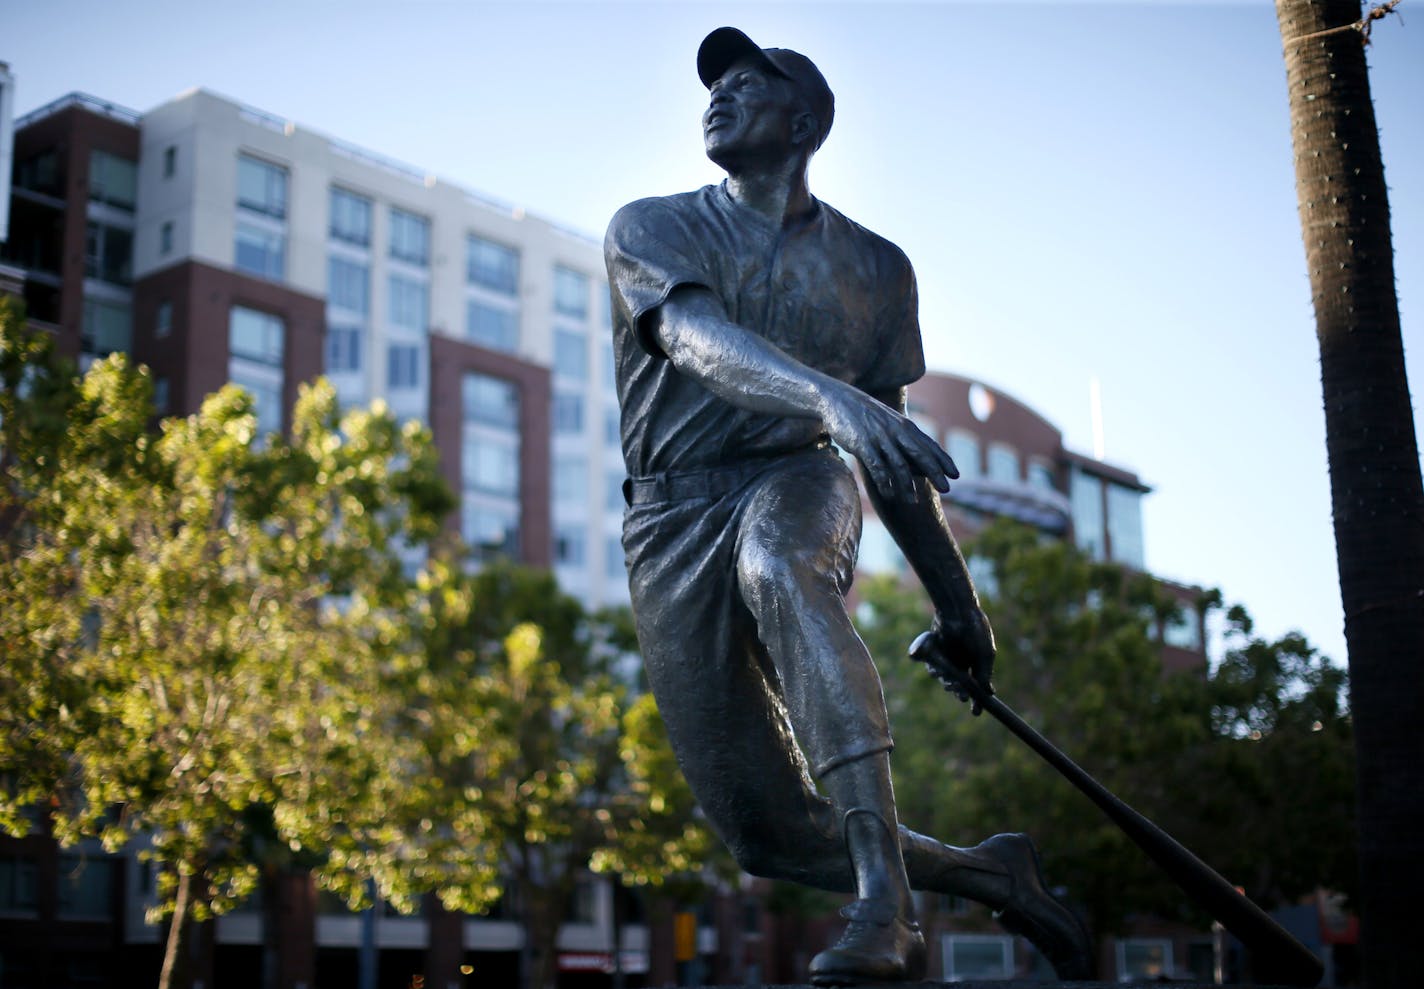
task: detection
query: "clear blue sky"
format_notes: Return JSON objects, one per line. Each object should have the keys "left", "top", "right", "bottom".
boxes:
{"left": 7, "top": 0, "right": 1421, "bottom": 669}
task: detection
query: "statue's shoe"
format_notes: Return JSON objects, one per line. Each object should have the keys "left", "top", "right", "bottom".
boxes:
{"left": 982, "top": 832, "right": 1096, "bottom": 980}
{"left": 809, "top": 897, "right": 927, "bottom": 986}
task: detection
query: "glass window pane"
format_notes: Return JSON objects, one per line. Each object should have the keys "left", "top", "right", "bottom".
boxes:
{"left": 1106, "top": 483, "right": 1145, "bottom": 569}
{"left": 237, "top": 155, "right": 287, "bottom": 218}
{"left": 58, "top": 856, "right": 115, "bottom": 918}
{"left": 1071, "top": 469, "right": 1106, "bottom": 561}
{"left": 553, "top": 392, "right": 583, "bottom": 434}
{"left": 328, "top": 256, "right": 369, "bottom": 315}
{"left": 229, "top": 307, "right": 284, "bottom": 365}
{"left": 555, "top": 525, "right": 586, "bottom": 566}
{"left": 947, "top": 430, "right": 980, "bottom": 479}
{"left": 554, "top": 329, "right": 587, "bottom": 380}
{"left": 987, "top": 443, "right": 1019, "bottom": 484}
{"left": 389, "top": 274, "right": 428, "bottom": 331}
{"left": 390, "top": 207, "right": 429, "bottom": 266}
{"left": 81, "top": 299, "right": 132, "bottom": 356}
{"left": 554, "top": 454, "right": 586, "bottom": 503}
{"left": 461, "top": 503, "right": 519, "bottom": 559}
{"left": 462, "top": 373, "right": 519, "bottom": 429}
{"left": 329, "top": 188, "right": 372, "bottom": 246}
{"left": 326, "top": 326, "right": 362, "bottom": 373}
{"left": 235, "top": 222, "right": 284, "bottom": 281}
{"left": 467, "top": 235, "right": 519, "bottom": 294}
{"left": 387, "top": 343, "right": 421, "bottom": 389}
{"left": 466, "top": 301, "right": 518, "bottom": 352}
{"left": 463, "top": 438, "right": 519, "bottom": 496}
{"left": 554, "top": 265, "right": 589, "bottom": 318}
{"left": 88, "top": 151, "right": 136, "bottom": 210}
{"left": 230, "top": 365, "right": 283, "bottom": 435}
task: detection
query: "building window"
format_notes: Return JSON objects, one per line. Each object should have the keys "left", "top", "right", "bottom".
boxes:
{"left": 328, "top": 256, "right": 370, "bottom": 315}
{"left": 942, "top": 934, "right": 1014, "bottom": 982}
{"left": 1028, "top": 460, "right": 1056, "bottom": 491}
{"left": 987, "top": 442, "right": 1020, "bottom": 484}
{"left": 88, "top": 150, "right": 137, "bottom": 211}
{"left": 554, "top": 454, "right": 586, "bottom": 504}
{"left": 605, "top": 407, "right": 620, "bottom": 448}
{"left": 163, "top": 146, "right": 177, "bottom": 178}
{"left": 155, "top": 300, "right": 173, "bottom": 339}
{"left": 554, "top": 329, "right": 587, "bottom": 380}
{"left": 17, "top": 149, "right": 61, "bottom": 197}
{"left": 388, "top": 274, "right": 428, "bottom": 332}
{"left": 85, "top": 222, "right": 133, "bottom": 285}
{"left": 154, "top": 377, "right": 170, "bottom": 413}
{"left": 58, "top": 855, "right": 115, "bottom": 919}
{"left": 606, "top": 471, "right": 624, "bottom": 512}
{"left": 229, "top": 307, "right": 285, "bottom": 437}
{"left": 1116, "top": 939, "right": 1173, "bottom": 981}
{"left": 553, "top": 392, "right": 583, "bottom": 434}
{"left": 389, "top": 207, "right": 429, "bottom": 266}
{"left": 235, "top": 221, "right": 285, "bottom": 281}
{"left": 606, "top": 535, "right": 626, "bottom": 579}
{"left": 237, "top": 154, "right": 287, "bottom": 218}
{"left": 1070, "top": 469, "right": 1106, "bottom": 561}
{"left": 330, "top": 187, "right": 372, "bottom": 246}
{"left": 387, "top": 344, "right": 421, "bottom": 390}
{"left": 464, "top": 438, "right": 520, "bottom": 497}
{"left": 553, "top": 265, "right": 589, "bottom": 318}
{"left": 462, "top": 373, "right": 519, "bottom": 429}
{"left": 1106, "top": 482, "right": 1145, "bottom": 570}
{"left": 81, "top": 299, "right": 132, "bottom": 357}
{"left": 0, "top": 856, "right": 38, "bottom": 913}
{"left": 858, "top": 518, "right": 905, "bottom": 575}
{"left": 555, "top": 525, "right": 586, "bottom": 566}
{"left": 326, "top": 326, "right": 362, "bottom": 373}
{"left": 230, "top": 307, "right": 285, "bottom": 365}
{"left": 461, "top": 502, "right": 519, "bottom": 560}
{"left": 160, "top": 221, "right": 174, "bottom": 256}
{"left": 1163, "top": 607, "right": 1202, "bottom": 651}
{"left": 468, "top": 235, "right": 519, "bottom": 294}
{"left": 946, "top": 429, "right": 980, "bottom": 480}
{"left": 466, "top": 300, "right": 518, "bottom": 353}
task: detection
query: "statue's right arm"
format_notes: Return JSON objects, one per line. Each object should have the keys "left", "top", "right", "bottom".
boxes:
{"left": 650, "top": 285, "right": 957, "bottom": 503}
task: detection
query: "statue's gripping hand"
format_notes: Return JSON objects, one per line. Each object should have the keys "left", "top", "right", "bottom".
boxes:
{"left": 921, "top": 607, "right": 997, "bottom": 715}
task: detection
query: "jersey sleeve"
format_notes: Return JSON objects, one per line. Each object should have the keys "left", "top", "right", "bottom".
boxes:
{"left": 604, "top": 197, "right": 714, "bottom": 359}
{"left": 859, "top": 243, "right": 926, "bottom": 395}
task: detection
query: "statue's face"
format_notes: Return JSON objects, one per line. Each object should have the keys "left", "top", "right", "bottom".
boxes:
{"left": 702, "top": 57, "right": 807, "bottom": 171}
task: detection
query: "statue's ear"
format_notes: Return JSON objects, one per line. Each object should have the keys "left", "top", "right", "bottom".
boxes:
{"left": 792, "top": 110, "right": 818, "bottom": 149}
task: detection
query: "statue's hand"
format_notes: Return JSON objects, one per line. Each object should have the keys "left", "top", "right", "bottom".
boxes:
{"left": 916, "top": 610, "right": 996, "bottom": 715}
{"left": 820, "top": 383, "right": 958, "bottom": 502}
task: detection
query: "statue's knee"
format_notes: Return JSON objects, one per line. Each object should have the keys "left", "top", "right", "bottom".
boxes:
{"left": 736, "top": 544, "right": 818, "bottom": 611}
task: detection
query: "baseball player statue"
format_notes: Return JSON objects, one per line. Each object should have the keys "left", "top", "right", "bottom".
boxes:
{"left": 604, "top": 27, "right": 1093, "bottom": 985}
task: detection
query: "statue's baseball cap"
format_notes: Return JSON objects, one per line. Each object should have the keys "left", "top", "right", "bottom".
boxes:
{"left": 697, "top": 26, "right": 835, "bottom": 150}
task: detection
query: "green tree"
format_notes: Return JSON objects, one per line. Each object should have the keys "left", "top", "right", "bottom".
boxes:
{"left": 859, "top": 519, "right": 1353, "bottom": 956}
{"left": 395, "top": 561, "right": 712, "bottom": 989}
{"left": 0, "top": 303, "right": 454, "bottom": 989}
{"left": 1273, "top": 4, "right": 1422, "bottom": 984}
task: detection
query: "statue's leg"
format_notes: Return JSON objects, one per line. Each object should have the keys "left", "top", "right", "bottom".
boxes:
{"left": 734, "top": 453, "right": 925, "bottom": 982}
{"left": 622, "top": 470, "right": 852, "bottom": 889}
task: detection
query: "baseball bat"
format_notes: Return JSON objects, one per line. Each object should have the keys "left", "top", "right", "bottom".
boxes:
{"left": 909, "top": 631, "right": 1323, "bottom": 987}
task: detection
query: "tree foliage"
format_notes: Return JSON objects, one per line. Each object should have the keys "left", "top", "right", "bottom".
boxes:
{"left": 858, "top": 518, "right": 1354, "bottom": 946}
{"left": 401, "top": 561, "right": 713, "bottom": 989}
{"left": 0, "top": 301, "right": 455, "bottom": 987}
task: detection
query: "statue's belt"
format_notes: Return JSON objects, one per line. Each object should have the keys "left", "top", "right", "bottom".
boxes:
{"left": 623, "top": 442, "right": 831, "bottom": 507}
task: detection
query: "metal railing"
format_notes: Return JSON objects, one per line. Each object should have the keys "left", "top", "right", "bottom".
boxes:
{"left": 15, "top": 92, "right": 141, "bottom": 130}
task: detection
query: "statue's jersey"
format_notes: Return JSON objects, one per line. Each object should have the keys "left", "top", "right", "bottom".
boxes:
{"left": 604, "top": 182, "right": 926, "bottom": 478}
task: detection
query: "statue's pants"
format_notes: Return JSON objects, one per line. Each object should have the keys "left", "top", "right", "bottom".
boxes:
{"left": 622, "top": 446, "right": 893, "bottom": 887}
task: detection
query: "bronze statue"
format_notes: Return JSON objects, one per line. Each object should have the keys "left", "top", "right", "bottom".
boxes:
{"left": 604, "top": 27, "right": 1092, "bottom": 985}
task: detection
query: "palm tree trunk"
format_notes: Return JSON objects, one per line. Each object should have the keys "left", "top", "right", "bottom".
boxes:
{"left": 1273, "top": 3, "right": 1424, "bottom": 987}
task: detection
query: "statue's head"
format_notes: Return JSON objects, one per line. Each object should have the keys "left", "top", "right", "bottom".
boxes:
{"left": 697, "top": 27, "right": 835, "bottom": 172}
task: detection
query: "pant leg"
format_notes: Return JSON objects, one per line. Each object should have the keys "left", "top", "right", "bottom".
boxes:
{"left": 622, "top": 472, "right": 851, "bottom": 888}
{"left": 733, "top": 450, "right": 894, "bottom": 778}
